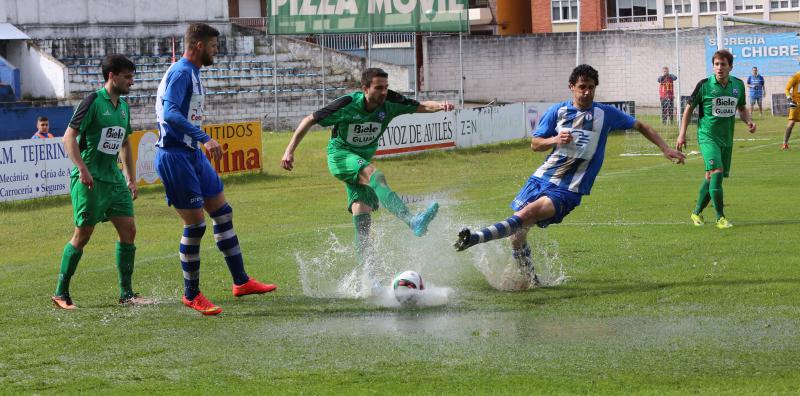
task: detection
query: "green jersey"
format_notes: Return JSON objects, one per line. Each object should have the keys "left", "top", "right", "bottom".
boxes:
{"left": 68, "top": 88, "right": 132, "bottom": 183}
{"left": 690, "top": 75, "right": 745, "bottom": 147}
{"left": 314, "top": 90, "right": 420, "bottom": 160}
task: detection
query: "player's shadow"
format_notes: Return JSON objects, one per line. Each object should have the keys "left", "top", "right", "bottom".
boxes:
{"left": 514, "top": 277, "right": 800, "bottom": 306}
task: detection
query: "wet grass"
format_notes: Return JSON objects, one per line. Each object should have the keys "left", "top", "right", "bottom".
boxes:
{"left": 1, "top": 115, "right": 799, "bottom": 394}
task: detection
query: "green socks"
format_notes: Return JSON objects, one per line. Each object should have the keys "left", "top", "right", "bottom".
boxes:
{"left": 55, "top": 242, "right": 82, "bottom": 296}
{"left": 369, "top": 170, "right": 412, "bottom": 225}
{"left": 709, "top": 172, "right": 725, "bottom": 219}
{"left": 116, "top": 242, "right": 136, "bottom": 299}
{"left": 353, "top": 213, "right": 371, "bottom": 265}
{"left": 693, "top": 179, "right": 711, "bottom": 215}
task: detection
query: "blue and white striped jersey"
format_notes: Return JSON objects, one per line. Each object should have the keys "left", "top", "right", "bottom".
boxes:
{"left": 155, "top": 58, "right": 210, "bottom": 150}
{"left": 532, "top": 100, "right": 635, "bottom": 195}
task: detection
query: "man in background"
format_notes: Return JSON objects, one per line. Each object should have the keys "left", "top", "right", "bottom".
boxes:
{"left": 782, "top": 70, "right": 800, "bottom": 150}
{"left": 658, "top": 66, "right": 678, "bottom": 125}
{"left": 32, "top": 116, "right": 54, "bottom": 139}
{"left": 746, "top": 66, "right": 765, "bottom": 117}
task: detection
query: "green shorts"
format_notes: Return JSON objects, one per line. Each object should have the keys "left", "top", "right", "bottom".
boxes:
{"left": 70, "top": 177, "right": 134, "bottom": 227}
{"left": 698, "top": 141, "right": 732, "bottom": 177}
{"left": 327, "top": 149, "right": 379, "bottom": 212}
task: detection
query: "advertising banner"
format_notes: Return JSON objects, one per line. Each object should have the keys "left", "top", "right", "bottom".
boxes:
{"left": 268, "top": 0, "right": 469, "bottom": 34}
{"left": 706, "top": 33, "right": 800, "bottom": 77}
{"left": 0, "top": 121, "right": 263, "bottom": 201}
{"left": 375, "top": 111, "right": 456, "bottom": 158}
{"left": 455, "top": 103, "right": 529, "bottom": 148}
{"left": 0, "top": 137, "right": 72, "bottom": 202}
{"left": 130, "top": 121, "right": 263, "bottom": 186}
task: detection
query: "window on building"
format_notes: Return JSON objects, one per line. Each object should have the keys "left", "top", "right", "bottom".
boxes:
{"left": 552, "top": 0, "right": 578, "bottom": 21}
{"left": 664, "top": 0, "right": 692, "bottom": 14}
{"left": 469, "top": 0, "right": 490, "bottom": 7}
{"left": 607, "top": 0, "right": 657, "bottom": 22}
{"left": 699, "top": 0, "right": 727, "bottom": 12}
{"left": 770, "top": 0, "right": 799, "bottom": 9}
{"left": 734, "top": 0, "right": 764, "bottom": 10}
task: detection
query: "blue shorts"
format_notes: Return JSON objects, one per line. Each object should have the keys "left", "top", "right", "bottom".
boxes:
{"left": 155, "top": 148, "right": 223, "bottom": 209}
{"left": 510, "top": 176, "right": 582, "bottom": 228}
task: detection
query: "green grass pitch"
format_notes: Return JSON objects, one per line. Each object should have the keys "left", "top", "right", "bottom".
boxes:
{"left": 1, "top": 114, "right": 798, "bottom": 394}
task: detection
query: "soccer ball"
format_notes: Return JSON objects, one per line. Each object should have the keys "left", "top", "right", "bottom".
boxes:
{"left": 392, "top": 270, "right": 425, "bottom": 305}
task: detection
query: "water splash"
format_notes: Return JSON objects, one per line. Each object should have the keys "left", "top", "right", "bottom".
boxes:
{"left": 294, "top": 195, "right": 570, "bottom": 299}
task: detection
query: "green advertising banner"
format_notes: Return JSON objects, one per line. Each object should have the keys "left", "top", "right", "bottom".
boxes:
{"left": 268, "top": 0, "right": 469, "bottom": 34}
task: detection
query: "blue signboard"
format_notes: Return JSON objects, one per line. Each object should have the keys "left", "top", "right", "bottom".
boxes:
{"left": 705, "top": 33, "right": 800, "bottom": 77}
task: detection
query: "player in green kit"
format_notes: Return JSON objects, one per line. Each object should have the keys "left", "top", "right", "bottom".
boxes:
{"left": 677, "top": 49, "right": 756, "bottom": 229}
{"left": 282, "top": 68, "right": 454, "bottom": 291}
{"left": 51, "top": 54, "right": 151, "bottom": 309}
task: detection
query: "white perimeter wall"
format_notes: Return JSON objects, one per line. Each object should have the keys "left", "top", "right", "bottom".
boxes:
{"left": 3, "top": 0, "right": 229, "bottom": 38}
{"left": 6, "top": 41, "right": 68, "bottom": 99}
{"left": 424, "top": 26, "right": 795, "bottom": 110}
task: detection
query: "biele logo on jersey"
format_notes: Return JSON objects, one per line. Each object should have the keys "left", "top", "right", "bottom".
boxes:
{"left": 712, "top": 96, "right": 737, "bottom": 117}
{"left": 97, "top": 126, "right": 125, "bottom": 155}
{"left": 347, "top": 122, "right": 382, "bottom": 146}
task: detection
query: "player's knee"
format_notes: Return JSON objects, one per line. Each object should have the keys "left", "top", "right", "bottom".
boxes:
{"left": 121, "top": 223, "right": 136, "bottom": 243}
{"left": 71, "top": 230, "right": 93, "bottom": 249}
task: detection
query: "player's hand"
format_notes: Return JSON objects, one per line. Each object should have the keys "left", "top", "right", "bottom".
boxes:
{"left": 79, "top": 168, "right": 94, "bottom": 189}
{"left": 441, "top": 101, "right": 454, "bottom": 111}
{"left": 663, "top": 148, "right": 686, "bottom": 164}
{"left": 555, "top": 129, "right": 573, "bottom": 145}
{"left": 747, "top": 121, "right": 757, "bottom": 134}
{"left": 127, "top": 180, "right": 138, "bottom": 200}
{"left": 204, "top": 139, "right": 222, "bottom": 160}
{"left": 788, "top": 97, "right": 796, "bottom": 108}
{"left": 676, "top": 136, "right": 687, "bottom": 152}
{"left": 281, "top": 151, "right": 294, "bottom": 171}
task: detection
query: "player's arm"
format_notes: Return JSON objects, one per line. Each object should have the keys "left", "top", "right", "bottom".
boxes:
{"left": 677, "top": 80, "right": 704, "bottom": 151}
{"left": 530, "top": 105, "right": 563, "bottom": 152}
{"left": 634, "top": 120, "right": 685, "bottom": 164}
{"left": 64, "top": 93, "right": 96, "bottom": 188}
{"left": 62, "top": 126, "right": 92, "bottom": 189}
{"left": 417, "top": 100, "right": 454, "bottom": 113}
{"left": 161, "top": 72, "right": 221, "bottom": 159}
{"left": 677, "top": 103, "right": 695, "bottom": 150}
{"left": 118, "top": 137, "right": 138, "bottom": 199}
{"left": 281, "top": 114, "right": 317, "bottom": 171}
{"left": 737, "top": 105, "right": 756, "bottom": 134}
{"left": 787, "top": 75, "right": 799, "bottom": 107}
{"left": 281, "top": 95, "right": 351, "bottom": 171}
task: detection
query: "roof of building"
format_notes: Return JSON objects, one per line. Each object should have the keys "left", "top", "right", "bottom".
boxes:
{"left": 0, "top": 23, "right": 30, "bottom": 40}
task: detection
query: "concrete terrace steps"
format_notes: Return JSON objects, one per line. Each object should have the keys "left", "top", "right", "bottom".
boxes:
{"left": 61, "top": 53, "right": 297, "bottom": 68}
{"left": 120, "top": 86, "right": 351, "bottom": 104}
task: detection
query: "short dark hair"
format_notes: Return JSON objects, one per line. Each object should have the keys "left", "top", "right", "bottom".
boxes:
{"left": 101, "top": 54, "right": 135, "bottom": 82}
{"left": 712, "top": 49, "right": 734, "bottom": 66}
{"left": 185, "top": 23, "right": 220, "bottom": 49}
{"left": 569, "top": 64, "right": 599, "bottom": 86}
{"left": 36, "top": 116, "right": 48, "bottom": 123}
{"left": 361, "top": 68, "right": 389, "bottom": 87}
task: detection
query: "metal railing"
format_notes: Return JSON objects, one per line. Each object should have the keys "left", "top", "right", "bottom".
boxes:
{"left": 606, "top": 15, "right": 658, "bottom": 24}
{"left": 230, "top": 17, "right": 268, "bottom": 31}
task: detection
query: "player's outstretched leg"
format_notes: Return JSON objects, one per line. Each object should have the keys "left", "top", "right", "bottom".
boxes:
{"left": 454, "top": 215, "right": 523, "bottom": 252}
{"left": 410, "top": 201, "right": 439, "bottom": 237}
{"left": 210, "top": 203, "right": 277, "bottom": 297}
{"left": 368, "top": 170, "right": 439, "bottom": 236}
